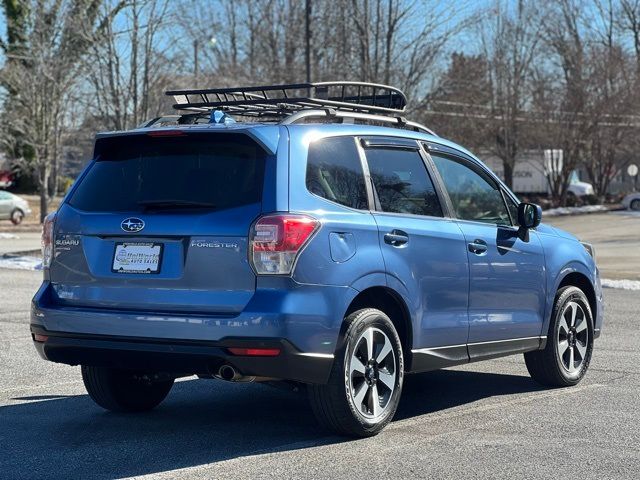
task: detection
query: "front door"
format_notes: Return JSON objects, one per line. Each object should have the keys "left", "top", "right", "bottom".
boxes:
{"left": 429, "top": 153, "right": 546, "bottom": 358}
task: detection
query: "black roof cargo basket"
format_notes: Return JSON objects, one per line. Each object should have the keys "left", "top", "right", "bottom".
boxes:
{"left": 166, "top": 81, "right": 407, "bottom": 117}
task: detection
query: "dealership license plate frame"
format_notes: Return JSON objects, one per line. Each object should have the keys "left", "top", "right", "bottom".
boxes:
{"left": 112, "top": 242, "right": 163, "bottom": 274}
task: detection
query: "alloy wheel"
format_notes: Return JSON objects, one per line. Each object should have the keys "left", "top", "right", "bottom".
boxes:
{"left": 347, "top": 327, "right": 397, "bottom": 420}
{"left": 557, "top": 301, "right": 589, "bottom": 374}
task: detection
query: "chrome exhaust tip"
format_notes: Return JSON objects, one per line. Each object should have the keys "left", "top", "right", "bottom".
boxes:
{"left": 218, "top": 364, "right": 240, "bottom": 381}
{"left": 215, "top": 364, "right": 256, "bottom": 383}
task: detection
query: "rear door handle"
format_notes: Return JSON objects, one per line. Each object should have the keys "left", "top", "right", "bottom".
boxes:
{"left": 468, "top": 239, "right": 488, "bottom": 255}
{"left": 384, "top": 230, "right": 409, "bottom": 247}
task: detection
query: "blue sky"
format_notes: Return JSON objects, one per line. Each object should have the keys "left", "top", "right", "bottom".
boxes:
{"left": 0, "top": 0, "right": 617, "bottom": 69}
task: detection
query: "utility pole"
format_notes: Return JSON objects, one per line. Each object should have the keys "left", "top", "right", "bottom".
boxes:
{"left": 193, "top": 39, "right": 199, "bottom": 83}
{"left": 305, "top": 0, "right": 311, "bottom": 84}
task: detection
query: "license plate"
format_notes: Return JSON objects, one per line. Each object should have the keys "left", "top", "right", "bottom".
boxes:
{"left": 112, "top": 242, "right": 162, "bottom": 274}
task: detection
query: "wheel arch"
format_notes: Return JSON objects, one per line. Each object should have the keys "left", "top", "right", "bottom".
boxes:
{"left": 343, "top": 286, "right": 414, "bottom": 371}
{"left": 557, "top": 271, "right": 597, "bottom": 322}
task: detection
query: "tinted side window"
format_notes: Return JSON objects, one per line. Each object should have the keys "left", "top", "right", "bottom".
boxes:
{"left": 305, "top": 136, "right": 368, "bottom": 209}
{"left": 431, "top": 155, "right": 510, "bottom": 225}
{"left": 366, "top": 148, "right": 443, "bottom": 217}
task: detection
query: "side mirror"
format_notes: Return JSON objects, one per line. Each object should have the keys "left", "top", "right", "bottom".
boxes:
{"left": 517, "top": 203, "right": 542, "bottom": 229}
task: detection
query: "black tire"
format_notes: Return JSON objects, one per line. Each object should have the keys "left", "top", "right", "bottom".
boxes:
{"left": 10, "top": 208, "right": 24, "bottom": 225}
{"left": 631, "top": 199, "right": 640, "bottom": 211}
{"left": 308, "top": 308, "right": 404, "bottom": 437}
{"left": 524, "top": 286, "right": 594, "bottom": 387}
{"left": 81, "top": 366, "right": 174, "bottom": 412}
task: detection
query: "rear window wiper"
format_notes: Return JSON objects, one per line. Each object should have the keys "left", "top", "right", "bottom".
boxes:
{"left": 137, "top": 199, "right": 217, "bottom": 210}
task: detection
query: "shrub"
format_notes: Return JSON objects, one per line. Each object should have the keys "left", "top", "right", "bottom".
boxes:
{"left": 582, "top": 194, "right": 600, "bottom": 205}
{"left": 57, "top": 176, "right": 75, "bottom": 195}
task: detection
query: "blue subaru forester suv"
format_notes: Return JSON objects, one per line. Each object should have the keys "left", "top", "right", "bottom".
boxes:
{"left": 31, "top": 82, "right": 603, "bottom": 437}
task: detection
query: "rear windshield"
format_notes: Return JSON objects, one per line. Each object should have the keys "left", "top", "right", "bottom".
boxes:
{"left": 68, "top": 133, "right": 266, "bottom": 212}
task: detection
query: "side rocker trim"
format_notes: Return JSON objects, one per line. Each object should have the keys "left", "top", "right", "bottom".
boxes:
{"left": 410, "top": 336, "right": 546, "bottom": 373}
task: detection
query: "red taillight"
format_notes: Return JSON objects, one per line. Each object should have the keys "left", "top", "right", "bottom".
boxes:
{"left": 227, "top": 347, "right": 281, "bottom": 357}
{"left": 33, "top": 334, "right": 48, "bottom": 343}
{"left": 249, "top": 214, "right": 319, "bottom": 275}
{"left": 41, "top": 212, "right": 56, "bottom": 268}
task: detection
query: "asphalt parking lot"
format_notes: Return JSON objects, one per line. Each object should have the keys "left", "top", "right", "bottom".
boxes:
{"left": 547, "top": 210, "right": 640, "bottom": 280}
{"left": 0, "top": 212, "right": 639, "bottom": 479}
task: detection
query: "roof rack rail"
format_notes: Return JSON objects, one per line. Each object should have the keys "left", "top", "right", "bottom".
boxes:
{"left": 281, "top": 109, "right": 437, "bottom": 136}
{"left": 166, "top": 81, "right": 407, "bottom": 117}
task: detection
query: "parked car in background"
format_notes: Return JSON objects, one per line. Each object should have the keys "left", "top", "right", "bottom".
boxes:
{"left": 483, "top": 157, "right": 595, "bottom": 198}
{"left": 0, "top": 170, "right": 14, "bottom": 188}
{"left": 0, "top": 191, "right": 31, "bottom": 225}
{"left": 622, "top": 192, "right": 640, "bottom": 211}
{"left": 567, "top": 180, "right": 594, "bottom": 198}
{"left": 30, "top": 82, "right": 603, "bottom": 437}
{"left": 566, "top": 171, "right": 594, "bottom": 198}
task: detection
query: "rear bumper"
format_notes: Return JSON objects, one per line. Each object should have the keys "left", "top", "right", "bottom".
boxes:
{"left": 30, "top": 324, "right": 333, "bottom": 384}
{"left": 32, "top": 279, "right": 357, "bottom": 354}
{"left": 30, "top": 279, "right": 358, "bottom": 384}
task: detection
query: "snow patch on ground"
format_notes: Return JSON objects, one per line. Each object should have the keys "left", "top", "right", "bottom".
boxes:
{"left": 601, "top": 279, "right": 640, "bottom": 291}
{"left": 610, "top": 210, "right": 640, "bottom": 217}
{"left": 0, "top": 255, "right": 42, "bottom": 270}
{"left": 543, "top": 205, "right": 608, "bottom": 217}
{"left": 0, "top": 233, "right": 20, "bottom": 239}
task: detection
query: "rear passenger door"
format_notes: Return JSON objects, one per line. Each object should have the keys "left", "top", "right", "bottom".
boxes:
{"left": 428, "top": 151, "right": 546, "bottom": 357}
{"left": 361, "top": 138, "right": 470, "bottom": 365}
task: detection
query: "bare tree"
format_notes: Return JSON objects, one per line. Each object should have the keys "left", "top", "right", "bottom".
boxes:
{"left": 427, "top": 53, "right": 492, "bottom": 150}
{"left": 172, "top": 0, "right": 471, "bottom": 106}
{"left": 0, "top": 0, "right": 104, "bottom": 221}
{"left": 620, "top": 0, "right": 640, "bottom": 72}
{"left": 81, "top": 0, "right": 172, "bottom": 132}
{"left": 478, "top": 0, "right": 542, "bottom": 189}
{"left": 581, "top": 0, "right": 638, "bottom": 199}
{"left": 529, "top": 0, "right": 591, "bottom": 205}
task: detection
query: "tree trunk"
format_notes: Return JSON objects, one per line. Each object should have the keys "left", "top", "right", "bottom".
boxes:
{"left": 38, "top": 164, "right": 50, "bottom": 223}
{"left": 48, "top": 159, "right": 57, "bottom": 198}
{"left": 502, "top": 160, "right": 514, "bottom": 190}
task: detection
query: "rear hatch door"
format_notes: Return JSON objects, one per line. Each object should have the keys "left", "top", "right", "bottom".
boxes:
{"left": 50, "top": 131, "right": 272, "bottom": 314}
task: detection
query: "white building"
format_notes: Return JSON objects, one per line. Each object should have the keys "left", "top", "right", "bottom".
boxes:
{"left": 481, "top": 151, "right": 550, "bottom": 194}
{"left": 478, "top": 149, "right": 628, "bottom": 194}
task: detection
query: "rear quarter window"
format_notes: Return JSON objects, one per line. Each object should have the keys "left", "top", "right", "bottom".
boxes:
{"left": 305, "top": 136, "right": 368, "bottom": 210}
{"left": 68, "top": 133, "right": 266, "bottom": 212}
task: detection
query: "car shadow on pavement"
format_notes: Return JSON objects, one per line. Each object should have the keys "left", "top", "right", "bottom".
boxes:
{"left": 0, "top": 369, "right": 544, "bottom": 479}
{"left": 396, "top": 368, "right": 545, "bottom": 421}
